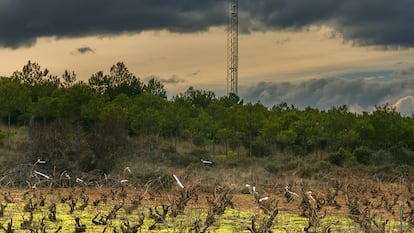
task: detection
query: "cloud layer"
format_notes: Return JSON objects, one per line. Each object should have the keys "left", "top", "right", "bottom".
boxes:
{"left": 241, "top": 77, "right": 414, "bottom": 115}
{"left": 240, "top": 0, "right": 414, "bottom": 47}
{"left": 1, "top": 1, "right": 414, "bottom": 48}
{"left": 0, "top": 0, "right": 226, "bottom": 48}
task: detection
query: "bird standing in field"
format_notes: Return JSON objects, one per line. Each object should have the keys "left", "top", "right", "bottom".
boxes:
{"left": 285, "top": 185, "right": 299, "bottom": 203}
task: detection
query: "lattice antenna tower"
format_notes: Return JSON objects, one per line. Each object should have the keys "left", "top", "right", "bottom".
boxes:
{"left": 227, "top": 0, "right": 238, "bottom": 95}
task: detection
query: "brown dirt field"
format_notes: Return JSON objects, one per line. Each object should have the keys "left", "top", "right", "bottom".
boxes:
{"left": 2, "top": 178, "right": 412, "bottom": 222}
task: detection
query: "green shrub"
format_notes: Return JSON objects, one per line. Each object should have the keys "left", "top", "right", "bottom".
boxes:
{"left": 296, "top": 160, "right": 331, "bottom": 178}
{"left": 353, "top": 146, "right": 372, "bottom": 165}
{"left": 371, "top": 150, "right": 392, "bottom": 165}
{"left": 250, "top": 141, "right": 271, "bottom": 157}
{"left": 393, "top": 147, "right": 414, "bottom": 165}
{"left": 265, "top": 157, "right": 300, "bottom": 175}
{"left": 328, "top": 148, "right": 349, "bottom": 166}
{"left": 316, "top": 160, "right": 332, "bottom": 173}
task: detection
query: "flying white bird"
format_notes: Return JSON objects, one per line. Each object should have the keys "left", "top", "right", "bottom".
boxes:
{"left": 36, "top": 159, "right": 46, "bottom": 164}
{"left": 173, "top": 174, "right": 184, "bottom": 189}
{"left": 34, "top": 170, "right": 50, "bottom": 179}
{"left": 124, "top": 167, "right": 131, "bottom": 174}
{"left": 201, "top": 159, "right": 213, "bottom": 165}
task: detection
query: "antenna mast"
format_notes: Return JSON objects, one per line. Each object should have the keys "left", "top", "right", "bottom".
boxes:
{"left": 227, "top": 0, "right": 238, "bottom": 95}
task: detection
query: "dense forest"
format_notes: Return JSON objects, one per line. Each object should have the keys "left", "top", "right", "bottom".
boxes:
{"left": 0, "top": 61, "right": 413, "bottom": 177}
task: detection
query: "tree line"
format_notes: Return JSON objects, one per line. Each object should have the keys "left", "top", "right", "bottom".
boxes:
{"left": 1, "top": 61, "right": 413, "bottom": 172}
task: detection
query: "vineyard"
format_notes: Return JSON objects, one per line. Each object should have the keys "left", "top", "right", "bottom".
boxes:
{"left": 0, "top": 161, "right": 413, "bottom": 233}
{"left": 1, "top": 62, "right": 414, "bottom": 232}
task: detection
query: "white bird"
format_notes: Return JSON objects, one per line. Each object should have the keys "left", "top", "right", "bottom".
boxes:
{"left": 305, "top": 191, "right": 316, "bottom": 202}
{"left": 259, "top": 197, "right": 269, "bottom": 202}
{"left": 245, "top": 184, "right": 252, "bottom": 193}
{"left": 36, "top": 159, "right": 46, "bottom": 164}
{"left": 173, "top": 174, "right": 184, "bottom": 189}
{"left": 120, "top": 179, "right": 128, "bottom": 184}
{"left": 76, "top": 178, "right": 87, "bottom": 186}
{"left": 34, "top": 170, "right": 50, "bottom": 179}
{"left": 124, "top": 167, "right": 131, "bottom": 174}
{"left": 245, "top": 184, "right": 258, "bottom": 195}
{"left": 61, "top": 171, "right": 71, "bottom": 180}
{"left": 201, "top": 159, "right": 213, "bottom": 165}
{"left": 285, "top": 185, "right": 299, "bottom": 197}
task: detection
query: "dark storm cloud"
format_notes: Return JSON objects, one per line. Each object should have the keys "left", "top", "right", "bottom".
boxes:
{"left": 240, "top": 0, "right": 414, "bottom": 47}
{"left": 1, "top": 0, "right": 414, "bottom": 48}
{"left": 0, "top": 0, "right": 226, "bottom": 48}
{"left": 241, "top": 77, "right": 414, "bottom": 113}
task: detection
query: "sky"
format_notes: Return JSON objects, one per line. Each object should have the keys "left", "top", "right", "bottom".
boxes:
{"left": 1, "top": 0, "right": 414, "bottom": 115}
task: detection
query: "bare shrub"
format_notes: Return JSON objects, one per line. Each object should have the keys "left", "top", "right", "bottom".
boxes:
{"left": 148, "top": 205, "right": 170, "bottom": 230}
{"left": 0, "top": 218, "right": 14, "bottom": 233}
{"left": 170, "top": 186, "right": 199, "bottom": 218}
{"left": 206, "top": 186, "right": 233, "bottom": 215}
{"left": 74, "top": 216, "right": 86, "bottom": 233}
{"left": 345, "top": 184, "right": 389, "bottom": 233}
{"left": 247, "top": 207, "right": 278, "bottom": 233}
{"left": 0, "top": 203, "right": 7, "bottom": 217}
{"left": 120, "top": 213, "right": 144, "bottom": 233}
{"left": 48, "top": 203, "right": 57, "bottom": 222}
